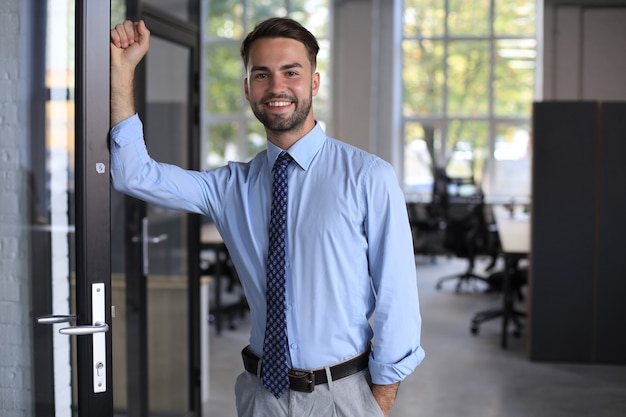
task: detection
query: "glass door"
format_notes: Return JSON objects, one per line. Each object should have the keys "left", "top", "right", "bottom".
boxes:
{"left": 146, "top": 34, "right": 194, "bottom": 414}
{"left": 31, "top": 2, "right": 200, "bottom": 416}
{"left": 110, "top": 3, "right": 202, "bottom": 417}
{"left": 34, "top": 1, "right": 113, "bottom": 417}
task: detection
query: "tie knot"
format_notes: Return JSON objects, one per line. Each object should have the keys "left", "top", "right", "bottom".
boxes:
{"left": 274, "top": 152, "right": 292, "bottom": 171}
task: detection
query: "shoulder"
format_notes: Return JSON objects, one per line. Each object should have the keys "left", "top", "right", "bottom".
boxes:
{"left": 222, "top": 150, "right": 267, "bottom": 175}
{"left": 323, "top": 137, "right": 380, "bottom": 166}
{"left": 324, "top": 137, "right": 396, "bottom": 178}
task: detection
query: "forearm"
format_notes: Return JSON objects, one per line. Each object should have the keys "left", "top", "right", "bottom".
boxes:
{"left": 371, "top": 382, "right": 400, "bottom": 417}
{"left": 110, "top": 67, "right": 136, "bottom": 126}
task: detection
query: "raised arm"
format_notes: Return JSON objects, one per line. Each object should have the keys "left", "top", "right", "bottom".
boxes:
{"left": 110, "top": 20, "right": 150, "bottom": 126}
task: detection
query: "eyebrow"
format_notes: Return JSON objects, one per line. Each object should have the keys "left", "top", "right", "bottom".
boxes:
{"left": 250, "top": 63, "right": 304, "bottom": 73}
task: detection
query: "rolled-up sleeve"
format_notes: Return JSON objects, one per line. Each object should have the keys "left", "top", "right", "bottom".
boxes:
{"left": 364, "top": 159, "right": 425, "bottom": 384}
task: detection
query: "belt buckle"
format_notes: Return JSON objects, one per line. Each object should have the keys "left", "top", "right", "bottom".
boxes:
{"left": 289, "top": 368, "right": 315, "bottom": 393}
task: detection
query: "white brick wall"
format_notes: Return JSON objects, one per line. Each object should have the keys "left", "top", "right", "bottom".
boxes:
{"left": 0, "top": 0, "right": 34, "bottom": 415}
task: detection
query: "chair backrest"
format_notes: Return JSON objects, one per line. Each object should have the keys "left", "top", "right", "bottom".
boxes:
{"left": 407, "top": 202, "right": 443, "bottom": 228}
{"left": 442, "top": 199, "right": 488, "bottom": 259}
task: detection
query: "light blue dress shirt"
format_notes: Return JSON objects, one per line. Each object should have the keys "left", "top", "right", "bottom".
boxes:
{"left": 110, "top": 114, "right": 425, "bottom": 384}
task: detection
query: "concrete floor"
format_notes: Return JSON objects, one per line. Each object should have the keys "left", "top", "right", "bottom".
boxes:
{"left": 205, "top": 257, "right": 626, "bottom": 417}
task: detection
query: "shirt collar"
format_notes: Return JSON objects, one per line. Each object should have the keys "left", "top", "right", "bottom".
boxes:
{"left": 266, "top": 122, "right": 326, "bottom": 171}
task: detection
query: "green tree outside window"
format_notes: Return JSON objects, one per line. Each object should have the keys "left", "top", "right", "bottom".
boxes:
{"left": 203, "top": 0, "right": 330, "bottom": 169}
{"left": 403, "top": 0, "right": 535, "bottom": 200}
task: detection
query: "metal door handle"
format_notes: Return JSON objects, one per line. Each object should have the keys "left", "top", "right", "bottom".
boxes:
{"left": 37, "top": 314, "right": 78, "bottom": 324}
{"left": 131, "top": 233, "right": 168, "bottom": 243}
{"left": 146, "top": 233, "right": 168, "bottom": 243}
{"left": 59, "top": 321, "right": 109, "bottom": 335}
{"left": 131, "top": 217, "right": 168, "bottom": 275}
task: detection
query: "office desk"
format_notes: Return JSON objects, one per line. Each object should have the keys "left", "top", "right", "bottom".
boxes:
{"left": 496, "top": 209, "right": 530, "bottom": 256}
{"left": 201, "top": 224, "right": 247, "bottom": 334}
{"left": 471, "top": 207, "right": 529, "bottom": 348}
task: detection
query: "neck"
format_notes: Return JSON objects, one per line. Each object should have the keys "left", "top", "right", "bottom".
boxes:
{"left": 266, "top": 119, "right": 316, "bottom": 150}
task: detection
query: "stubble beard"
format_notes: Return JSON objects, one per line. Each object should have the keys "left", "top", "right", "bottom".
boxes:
{"left": 251, "top": 93, "right": 313, "bottom": 134}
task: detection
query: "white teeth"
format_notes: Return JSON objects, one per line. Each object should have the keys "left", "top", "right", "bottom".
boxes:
{"left": 268, "top": 101, "right": 291, "bottom": 107}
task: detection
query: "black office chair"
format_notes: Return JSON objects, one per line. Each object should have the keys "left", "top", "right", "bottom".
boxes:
{"left": 482, "top": 206, "right": 501, "bottom": 272}
{"left": 435, "top": 198, "right": 491, "bottom": 292}
{"left": 470, "top": 260, "right": 527, "bottom": 338}
{"left": 202, "top": 252, "right": 249, "bottom": 334}
{"left": 407, "top": 202, "right": 444, "bottom": 261}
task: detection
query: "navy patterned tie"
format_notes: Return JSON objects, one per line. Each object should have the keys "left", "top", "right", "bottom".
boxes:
{"left": 262, "top": 152, "right": 291, "bottom": 398}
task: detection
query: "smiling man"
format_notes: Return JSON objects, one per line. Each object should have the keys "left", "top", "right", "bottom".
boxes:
{"left": 110, "top": 17, "right": 424, "bottom": 417}
{"left": 245, "top": 38, "right": 316, "bottom": 140}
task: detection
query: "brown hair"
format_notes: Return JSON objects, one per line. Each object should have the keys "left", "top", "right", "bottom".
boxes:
{"left": 240, "top": 17, "right": 320, "bottom": 71}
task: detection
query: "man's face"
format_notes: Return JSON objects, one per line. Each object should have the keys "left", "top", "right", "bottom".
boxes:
{"left": 244, "top": 37, "right": 320, "bottom": 135}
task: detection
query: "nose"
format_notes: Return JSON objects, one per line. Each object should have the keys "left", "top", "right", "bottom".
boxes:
{"left": 269, "top": 74, "right": 286, "bottom": 93}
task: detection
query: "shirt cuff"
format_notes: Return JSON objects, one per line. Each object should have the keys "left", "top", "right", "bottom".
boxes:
{"left": 368, "top": 346, "right": 426, "bottom": 385}
{"left": 110, "top": 113, "right": 143, "bottom": 147}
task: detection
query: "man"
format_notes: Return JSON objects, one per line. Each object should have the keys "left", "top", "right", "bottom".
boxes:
{"left": 110, "top": 17, "right": 424, "bottom": 417}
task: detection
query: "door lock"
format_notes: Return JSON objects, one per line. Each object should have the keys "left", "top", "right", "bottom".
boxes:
{"left": 37, "top": 283, "right": 109, "bottom": 393}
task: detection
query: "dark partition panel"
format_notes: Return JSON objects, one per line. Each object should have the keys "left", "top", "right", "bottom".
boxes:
{"left": 530, "top": 101, "right": 597, "bottom": 362}
{"left": 530, "top": 101, "right": 626, "bottom": 364}
{"left": 595, "top": 102, "right": 626, "bottom": 363}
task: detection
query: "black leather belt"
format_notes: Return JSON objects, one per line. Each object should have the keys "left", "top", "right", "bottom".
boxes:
{"left": 241, "top": 345, "right": 370, "bottom": 393}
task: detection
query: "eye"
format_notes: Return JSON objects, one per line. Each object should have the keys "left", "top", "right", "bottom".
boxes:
{"left": 255, "top": 73, "right": 269, "bottom": 79}
{"left": 286, "top": 71, "right": 299, "bottom": 77}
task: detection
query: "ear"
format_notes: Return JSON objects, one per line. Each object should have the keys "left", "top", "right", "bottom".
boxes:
{"left": 243, "top": 78, "right": 250, "bottom": 101}
{"left": 311, "top": 72, "right": 320, "bottom": 97}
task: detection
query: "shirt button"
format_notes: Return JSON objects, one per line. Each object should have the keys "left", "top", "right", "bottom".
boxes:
{"left": 290, "top": 343, "right": 298, "bottom": 350}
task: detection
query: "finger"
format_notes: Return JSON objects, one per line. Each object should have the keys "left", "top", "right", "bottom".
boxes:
{"left": 122, "top": 20, "right": 137, "bottom": 45}
{"left": 110, "top": 27, "right": 120, "bottom": 48}
{"left": 111, "top": 23, "right": 129, "bottom": 48}
{"left": 110, "top": 20, "right": 136, "bottom": 48}
{"left": 135, "top": 20, "right": 150, "bottom": 43}
{"left": 110, "top": 22, "right": 125, "bottom": 48}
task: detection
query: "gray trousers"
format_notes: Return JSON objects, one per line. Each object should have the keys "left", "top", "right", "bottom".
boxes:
{"left": 235, "top": 369, "right": 385, "bottom": 417}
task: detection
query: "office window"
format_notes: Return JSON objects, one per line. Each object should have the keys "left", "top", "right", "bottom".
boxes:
{"left": 403, "top": 0, "right": 535, "bottom": 201}
{"left": 202, "top": 0, "right": 331, "bottom": 168}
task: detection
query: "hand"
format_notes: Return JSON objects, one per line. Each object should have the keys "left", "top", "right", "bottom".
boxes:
{"left": 110, "top": 20, "right": 150, "bottom": 72}
{"left": 110, "top": 20, "right": 150, "bottom": 126}
{"left": 371, "top": 382, "right": 400, "bottom": 417}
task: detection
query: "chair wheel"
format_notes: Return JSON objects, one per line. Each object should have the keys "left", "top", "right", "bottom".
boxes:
{"left": 470, "top": 325, "right": 479, "bottom": 335}
{"left": 435, "top": 282, "right": 442, "bottom": 290}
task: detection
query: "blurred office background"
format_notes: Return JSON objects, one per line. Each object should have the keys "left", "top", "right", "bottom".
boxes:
{"left": 2, "top": 1, "right": 626, "bottom": 416}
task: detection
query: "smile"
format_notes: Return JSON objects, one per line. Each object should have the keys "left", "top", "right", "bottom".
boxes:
{"left": 267, "top": 101, "right": 292, "bottom": 107}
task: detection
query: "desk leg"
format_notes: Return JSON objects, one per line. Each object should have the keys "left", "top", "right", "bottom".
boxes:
{"left": 500, "top": 256, "right": 512, "bottom": 348}
{"left": 214, "top": 250, "right": 224, "bottom": 335}
{"left": 500, "top": 255, "right": 526, "bottom": 348}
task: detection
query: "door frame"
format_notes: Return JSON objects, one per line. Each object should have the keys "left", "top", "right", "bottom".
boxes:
{"left": 75, "top": 0, "right": 113, "bottom": 416}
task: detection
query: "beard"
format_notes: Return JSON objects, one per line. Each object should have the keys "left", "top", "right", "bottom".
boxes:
{"left": 250, "top": 93, "right": 313, "bottom": 133}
